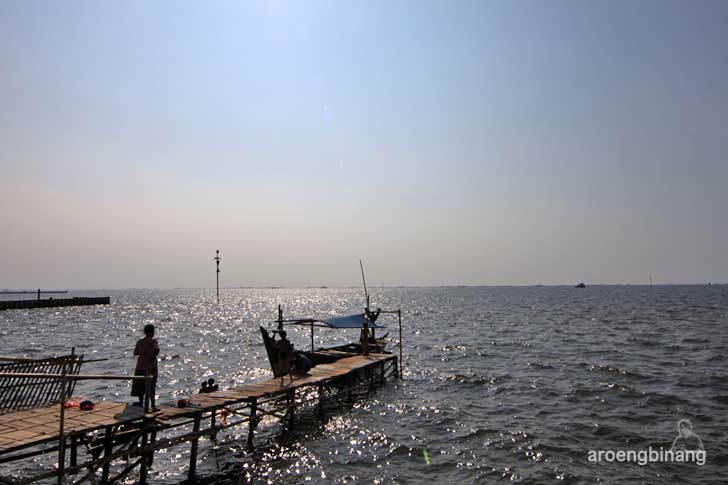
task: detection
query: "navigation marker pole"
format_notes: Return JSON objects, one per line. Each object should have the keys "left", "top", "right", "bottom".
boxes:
{"left": 214, "top": 250, "right": 221, "bottom": 305}
{"left": 398, "top": 309, "right": 403, "bottom": 378}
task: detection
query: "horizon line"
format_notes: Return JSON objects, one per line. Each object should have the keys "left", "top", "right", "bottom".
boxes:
{"left": 3, "top": 283, "right": 724, "bottom": 292}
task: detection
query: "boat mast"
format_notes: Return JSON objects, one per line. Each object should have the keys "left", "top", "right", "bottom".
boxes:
{"left": 359, "top": 259, "right": 370, "bottom": 310}
{"left": 360, "top": 260, "right": 376, "bottom": 340}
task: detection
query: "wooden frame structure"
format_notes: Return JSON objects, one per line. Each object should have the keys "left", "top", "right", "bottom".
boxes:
{"left": 0, "top": 353, "right": 397, "bottom": 484}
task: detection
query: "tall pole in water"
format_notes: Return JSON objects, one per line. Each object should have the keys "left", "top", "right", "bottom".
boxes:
{"left": 398, "top": 309, "right": 403, "bottom": 378}
{"left": 214, "top": 250, "right": 221, "bottom": 305}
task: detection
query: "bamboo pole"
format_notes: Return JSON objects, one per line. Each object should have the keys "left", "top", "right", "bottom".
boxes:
{"left": 317, "top": 383, "right": 323, "bottom": 419}
{"left": 2, "top": 360, "right": 33, "bottom": 411}
{"left": 139, "top": 421, "right": 149, "bottom": 484}
{"left": 247, "top": 399, "right": 257, "bottom": 449}
{"left": 101, "top": 425, "right": 113, "bottom": 482}
{"left": 188, "top": 416, "right": 201, "bottom": 480}
{"left": 56, "top": 362, "right": 67, "bottom": 485}
{"left": 210, "top": 409, "right": 217, "bottom": 441}
{"left": 0, "top": 373, "right": 149, "bottom": 380}
{"left": 0, "top": 356, "right": 108, "bottom": 363}
{"left": 69, "top": 435, "right": 77, "bottom": 469}
{"left": 27, "top": 359, "right": 65, "bottom": 411}
{"left": 148, "top": 426, "right": 157, "bottom": 467}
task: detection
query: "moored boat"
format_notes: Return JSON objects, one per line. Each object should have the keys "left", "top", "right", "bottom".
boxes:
{"left": 261, "top": 262, "right": 402, "bottom": 378}
{"left": 261, "top": 305, "right": 398, "bottom": 378}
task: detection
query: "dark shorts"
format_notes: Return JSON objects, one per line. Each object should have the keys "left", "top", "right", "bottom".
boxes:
{"left": 277, "top": 352, "right": 292, "bottom": 376}
{"left": 131, "top": 368, "right": 158, "bottom": 397}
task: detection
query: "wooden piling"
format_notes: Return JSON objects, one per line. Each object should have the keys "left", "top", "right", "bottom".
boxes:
{"left": 288, "top": 389, "right": 295, "bottom": 425}
{"left": 247, "top": 399, "right": 257, "bottom": 449}
{"left": 317, "top": 383, "right": 324, "bottom": 419}
{"left": 148, "top": 427, "right": 157, "bottom": 466}
{"left": 101, "top": 425, "right": 113, "bottom": 483}
{"left": 188, "top": 415, "right": 201, "bottom": 480}
{"left": 139, "top": 427, "right": 149, "bottom": 485}
{"left": 210, "top": 409, "right": 217, "bottom": 441}
{"left": 56, "top": 363, "right": 67, "bottom": 485}
{"left": 310, "top": 321, "right": 315, "bottom": 351}
{"left": 70, "top": 435, "right": 77, "bottom": 469}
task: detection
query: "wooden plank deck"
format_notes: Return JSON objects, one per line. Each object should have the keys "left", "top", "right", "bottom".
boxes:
{"left": 0, "top": 353, "right": 396, "bottom": 454}
{"left": 0, "top": 402, "right": 145, "bottom": 454}
{"left": 158, "top": 353, "right": 395, "bottom": 417}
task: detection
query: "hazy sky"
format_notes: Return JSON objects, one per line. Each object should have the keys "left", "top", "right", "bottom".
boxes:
{"left": 1, "top": 0, "right": 727, "bottom": 288}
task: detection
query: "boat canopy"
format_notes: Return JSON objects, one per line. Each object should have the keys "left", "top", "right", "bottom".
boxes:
{"left": 282, "top": 313, "right": 385, "bottom": 329}
{"left": 320, "top": 313, "right": 385, "bottom": 329}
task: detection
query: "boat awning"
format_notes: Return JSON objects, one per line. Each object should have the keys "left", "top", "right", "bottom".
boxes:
{"left": 283, "top": 313, "right": 385, "bottom": 329}
{"left": 319, "top": 313, "right": 385, "bottom": 329}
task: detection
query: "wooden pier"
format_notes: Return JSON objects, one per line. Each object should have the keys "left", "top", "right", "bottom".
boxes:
{"left": 0, "top": 298, "right": 110, "bottom": 312}
{"left": 0, "top": 353, "right": 398, "bottom": 484}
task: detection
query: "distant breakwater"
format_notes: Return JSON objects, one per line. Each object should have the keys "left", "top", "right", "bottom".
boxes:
{"left": 0, "top": 297, "right": 110, "bottom": 311}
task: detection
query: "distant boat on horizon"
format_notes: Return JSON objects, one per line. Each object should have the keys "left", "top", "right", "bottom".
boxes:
{"left": 575, "top": 282, "right": 586, "bottom": 288}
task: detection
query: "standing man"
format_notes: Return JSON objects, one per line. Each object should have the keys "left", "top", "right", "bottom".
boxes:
{"left": 274, "top": 330, "right": 294, "bottom": 384}
{"left": 131, "top": 324, "right": 160, "bottom": 411}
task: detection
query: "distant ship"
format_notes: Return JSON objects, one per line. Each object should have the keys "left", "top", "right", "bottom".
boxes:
{"left": 575, "top": 282, "right": 586, "bottom": 288}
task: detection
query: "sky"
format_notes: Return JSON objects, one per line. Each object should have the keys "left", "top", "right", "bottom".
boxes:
{"left": 1, "top": 0, "right": 727, "bottom": 288}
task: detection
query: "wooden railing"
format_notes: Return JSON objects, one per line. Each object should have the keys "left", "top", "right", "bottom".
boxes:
{"left": 0, "top": 353, "right": 83, "bottom": 414}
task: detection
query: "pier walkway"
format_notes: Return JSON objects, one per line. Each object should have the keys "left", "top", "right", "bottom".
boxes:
{"left": 0, "top": 353, "right": 398, "bottom": 484}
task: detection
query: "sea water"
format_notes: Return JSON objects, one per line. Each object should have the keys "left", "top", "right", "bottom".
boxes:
{"left": 1, "top": 286, "right": 726, "bottom": 483}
